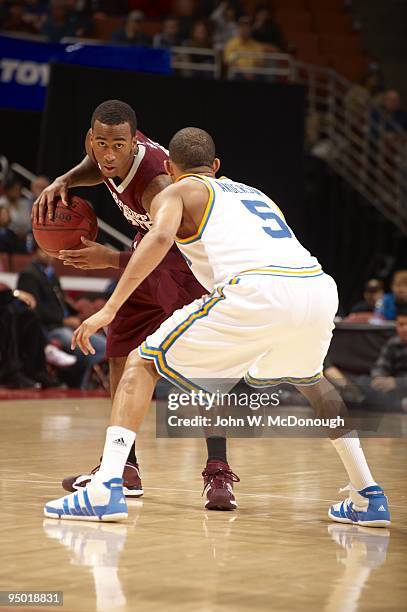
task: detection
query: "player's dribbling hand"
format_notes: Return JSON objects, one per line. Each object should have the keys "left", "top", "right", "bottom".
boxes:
{"left": 71, "top": 306, "right": 116, "bottom": 355}
{"left": 59, "top": 237, "right": 119, "bottom": 269}
{"left": 32, "top": 177, "right": 70, "bottom": 224}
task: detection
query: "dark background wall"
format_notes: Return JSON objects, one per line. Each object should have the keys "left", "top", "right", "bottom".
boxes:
{"left": 302, "top": 157, "right": 406, "bottom": 312}
{"left": 0, "top": 109, "right": 41, "bottom": 171}
{"left": 38, "top": 63, "right": 305, "bottom": 239}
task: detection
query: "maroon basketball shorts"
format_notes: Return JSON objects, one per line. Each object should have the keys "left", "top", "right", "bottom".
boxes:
{"left": 105, "top": 257, "right": 205, "bottom": 359}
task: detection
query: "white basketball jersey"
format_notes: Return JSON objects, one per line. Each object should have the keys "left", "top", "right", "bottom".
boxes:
{"left": 175, "top": 175, "right": 321, "bottom": 290}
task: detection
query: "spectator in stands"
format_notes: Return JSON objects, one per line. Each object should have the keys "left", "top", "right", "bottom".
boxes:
{"left": 224, "top": 16, "right": 265, "bottom": 80}
{"left": 0, "top": 283, "right": 67, "bottom": 389}
{"left": 382, "top": 90, "right": 407, "bottom": 131}
{"left": 197, "top": 0, "right": 242, "bottom": 19}
{"left": 22, "top": 175, "right": 50, "bottom": 214}
{"left": 64, "top": 0, "right": 93, "bottom": 38}
{"left": 370, "top": 306, "right": 407, "bottom": 410}
{"left": 324, "top": 355, "right": 365, "bottom": 404}
{"left": 252, "top": 4, "right": 285, "bottom": 51}
{"left": 0, "top": 207, "right": 20, "bottom": 254}
{"left": 153, "top": 16, "right": 182, "bottom": 49}
{"left": 179, "top": 20, "right": 214, "bottom": 77}
{"left": 111, "top": 10, "right": 152, "bottom": 46}
{"left": 2, "top": 2, "right": 37, "bottom": 34}
{"left": 31, "top": 175, "right": 51, "bottom": 200}
{"left": 373, "top": 270, "right": 407, "bottom": 321}
{"left": 40, "top": 0, "right": 80, "bottom": 42}
{"left": 183, "top": 19, "right": 212, "bottom": 50}
{"left": 371, "top": 90, "right": 407, "bottom": 137}
{"left": 0, "top": 0, "right": 8, "bottom": 28}
{"left": 17, "top": 244, "right": 107, "bottom": 389}
{"left": 93, "top": 0, "right": 128, "bottom": 15}
{"left": 128, "top": 0, "right": 172, "bottom": 19}
{"left": 363, "top": 72, "right": 384, "bottom": 103}
{"left": 171, "top": 0, "right": 198, "bottom": 41}
{"left": 349, "top": 278, "right": 384, "bottom": 314}
{"left": 210, "top": 1, "right": 238, "bottom": 47}
{"left": 0, "top": 174, "right": 31, "bottom": 245}
{"left": 23, "top": 0, "right": 48, "bottom": 31}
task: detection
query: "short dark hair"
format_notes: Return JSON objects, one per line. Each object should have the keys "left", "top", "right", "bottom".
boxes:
{"left": 3, "top": 172, "right": 22, "bottom": 192}
{"left": 91, "top": 100, "right": 137, "bottom": 136}
{"left": 169, "top": 127, "right": 216, "bottom": 170}
{"left": 396, "top": 303, "right": 407, "bottom": 318}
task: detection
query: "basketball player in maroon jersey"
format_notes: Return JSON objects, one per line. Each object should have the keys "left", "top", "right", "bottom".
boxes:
{"left": 33, "top": 100, "right": 239, "bottom": 510}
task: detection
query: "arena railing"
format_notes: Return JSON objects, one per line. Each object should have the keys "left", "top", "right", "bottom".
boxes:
{"left": 221, "top": 50, "right": 407, "bottom": 236}
{"left": 2, "top": 30, "right": 406, "bottom": 234}
{"left": 170, "top": 46, "right": 221, "bottom": 79}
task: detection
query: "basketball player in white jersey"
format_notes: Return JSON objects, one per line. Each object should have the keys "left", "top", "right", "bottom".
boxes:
{"left": 44, "top": 128, "right": 390, "bottom": 527}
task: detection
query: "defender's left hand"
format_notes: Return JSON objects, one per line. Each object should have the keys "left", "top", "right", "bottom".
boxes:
{"left": 72, "top": 306, "right": 116, "bottom": 355}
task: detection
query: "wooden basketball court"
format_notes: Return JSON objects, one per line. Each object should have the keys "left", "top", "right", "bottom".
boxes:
{"left": 0, "top": 397, "right": 406, "bottom": 611}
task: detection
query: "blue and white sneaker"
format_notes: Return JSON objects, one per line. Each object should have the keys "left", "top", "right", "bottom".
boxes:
{"left": 44, "top": 477, "right": 128, "bottom": 522}
{"left": 328, "top": 484, "right": 390, "bottom": 528}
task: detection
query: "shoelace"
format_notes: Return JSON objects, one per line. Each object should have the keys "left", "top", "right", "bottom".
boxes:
{"left": 337, "top": 483, "right": 370, "bottom": 513}
{"left": 201, "top": 467, "right": 240, "bottom": 496}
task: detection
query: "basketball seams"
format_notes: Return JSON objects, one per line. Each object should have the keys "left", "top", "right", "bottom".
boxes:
{"left": 32, "top": 196, "right": 98, "bottom": 255}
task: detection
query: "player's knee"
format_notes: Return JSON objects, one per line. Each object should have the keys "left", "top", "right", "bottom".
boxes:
{"left": 124, "top": 349, "right": 158, "bottom": 380}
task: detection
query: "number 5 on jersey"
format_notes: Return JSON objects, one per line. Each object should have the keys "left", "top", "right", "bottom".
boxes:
{"left": 241, "top": 199, "right": 292, "bottom": 239}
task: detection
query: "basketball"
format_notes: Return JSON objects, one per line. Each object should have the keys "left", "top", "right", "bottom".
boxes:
{"left": 32, "top": 196, "right": 98, "bottom": 256}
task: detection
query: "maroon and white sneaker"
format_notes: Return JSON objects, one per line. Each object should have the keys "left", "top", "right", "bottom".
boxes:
{"left": 202, "top": 460, "right": 240, "bottom": 511}
{"left": 62, "top": 461, "right": 143, "bottom": 498}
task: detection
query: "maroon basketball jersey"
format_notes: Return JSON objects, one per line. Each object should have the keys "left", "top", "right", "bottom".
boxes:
{"left": 90, "top": 131, "right": 206, "bottom": 358}
{"left": 96, "top": 130, "right": 169, "bottom": 234}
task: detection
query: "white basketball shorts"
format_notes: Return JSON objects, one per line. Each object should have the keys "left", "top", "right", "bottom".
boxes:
{"left": 139, "top": 271, "right": 339, "bottom": 393}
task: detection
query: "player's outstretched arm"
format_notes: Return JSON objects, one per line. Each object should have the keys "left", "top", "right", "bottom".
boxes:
{"left": 32, "top": 155, "right": 103, "bottom": 224}
{"left": 72, "top": 186, "right": 183, "bottom": 354}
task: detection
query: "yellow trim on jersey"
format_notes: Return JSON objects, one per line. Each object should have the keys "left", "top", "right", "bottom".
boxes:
{"left": 174, "top": 174, "right": 215, "bottom": 245}
{"left": 138, "top": 287, "right": 227, "bottom": 393}
{"left": 139, "top": 343, "right": 202, "bottom": 393}
{"left": 161, "top": 292, "right": 224, "bottom": 351}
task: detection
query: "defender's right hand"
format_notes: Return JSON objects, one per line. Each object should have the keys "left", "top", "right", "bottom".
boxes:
{"left": 32, "top": 177, "right": 69, "bottom": 224}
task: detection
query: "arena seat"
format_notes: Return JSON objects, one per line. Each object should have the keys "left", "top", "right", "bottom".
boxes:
{"left": 307, "top": 0, "right": 347, "bottom": 11}
{"left": 275, "top": 9, "right": 313, "bottom": 33}
{"left": 312, "top": 11, "right": 354, "bottom": 34}
{"left": 91, "top": 15, "right": 125, "bottom": 41}
{"left": 319, "top": 34, "right": 362, "bottom": 56}
{"left": 331, "top": 55, "right": 369, "bottom": 81}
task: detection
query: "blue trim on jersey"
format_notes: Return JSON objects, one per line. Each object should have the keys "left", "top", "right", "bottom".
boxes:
{"left": 175, "top": 176, "right": 216, "bottom": 245}
{"left": 139, "top": 287, "right": 228, "bottom": 393}
{"left": 139, "top": 343, "right": 210, "bottom": 394}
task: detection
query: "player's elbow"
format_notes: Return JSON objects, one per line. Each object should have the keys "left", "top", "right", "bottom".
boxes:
{"left": 150, "top": 229, "right": 175, "bottom": 250}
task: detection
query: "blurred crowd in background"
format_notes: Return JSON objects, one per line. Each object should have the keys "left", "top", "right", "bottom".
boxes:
{"left": 0, "top": 0, "right": 406, "bottom": 402}
{"left": 0, "top": 164, "right": 406, "bottom": 401}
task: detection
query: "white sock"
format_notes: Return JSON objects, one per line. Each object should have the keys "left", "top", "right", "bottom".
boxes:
{"left": 331, "top": 431, "right": 377, "bottom": 491}
{"left": 93, "top": 426, "right": 136, "bottom": 484}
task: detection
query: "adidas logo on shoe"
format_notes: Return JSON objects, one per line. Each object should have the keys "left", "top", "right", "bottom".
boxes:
{"left": 113, "top": 437, "right": 127, "bottom": 446}
{"left": 378, "top": 505, "right": 386, "bottom": 512}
